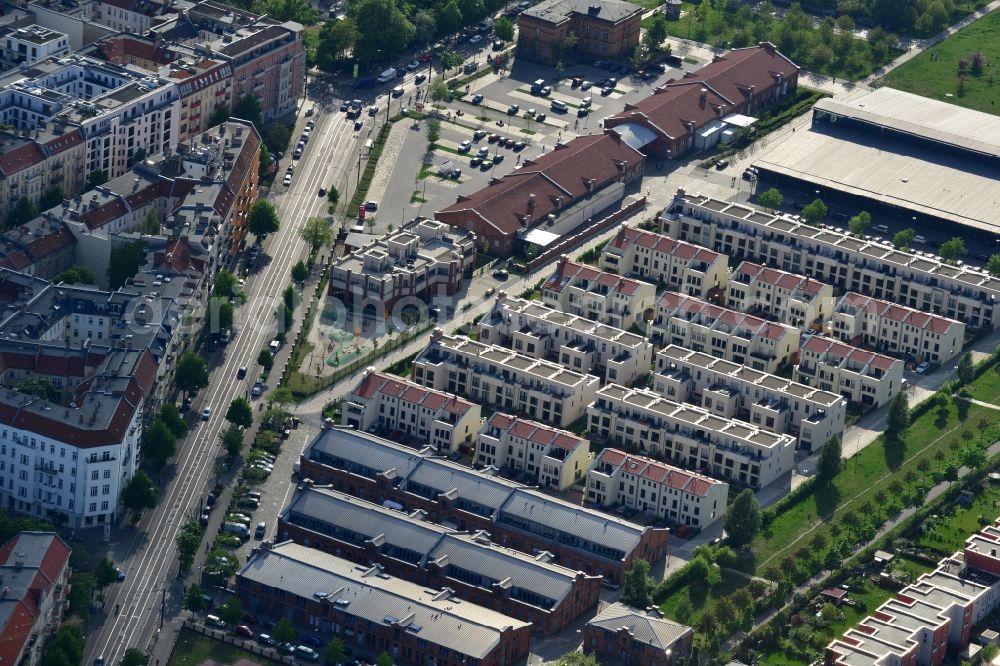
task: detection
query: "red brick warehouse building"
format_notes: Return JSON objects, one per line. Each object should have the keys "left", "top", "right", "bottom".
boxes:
{"left": 517, "top": 0, "right": 644, "bottom": 64}
{"left": 604, "top": 43, "right": 799, "bottom": 159}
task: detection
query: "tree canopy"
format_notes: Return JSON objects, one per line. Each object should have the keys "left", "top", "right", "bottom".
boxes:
{"left": 893, "top": 228, "right": 916, "bottom": 250}
{"left": 494, "top": 16, "right": 515, "bottom": 41}
{"left": 350, "top": 0, "right": 414, "bottom": 64}
{"left": 621, "top": 559, "right": 653, "bottom": 608}
{"left": 121, "top": 471, "right": 159, "bottom": 516}
{"left": 232, "top": 95, "right": 263, "bottom": 129}
{"left": 886, "top": 391, "right": 910, "bottom": 443}
{"left": 939, "top": 237, "right": 966, "bottom": 262}
{"left": 758, "top": 188, "right": 783, "bottom": 211}
{"left": 817, "top": 436, "right": 842, "bottom": 483}
{"left": 801, "top": 198, "right": 828, "bottom": 226}
{"left": 249, "top": 200, "right": 280, "bottom": 237}
{"left": 299, "top": 217, "right": 334, "bottom": 255}
{"left": 221, "top": 426, "right": 245, "bottom": 459}
{"left": 226, "top": 398, "right": 254, "bottom": 429}
{"left": 848, "top": 211, "right": 871, "bottom": 236}
{"left": 175, "top": 352, "right": 209, "bottom": 396}
{"left": 725, "top": 489, "right": 761, "bottom": 548}
{"left": 143, "top": 419, "right": 177, "bottom": 467}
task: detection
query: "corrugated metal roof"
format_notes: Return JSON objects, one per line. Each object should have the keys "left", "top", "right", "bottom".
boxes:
{"left": 588, "top": 602, "right": 692, "bottom": 648}
{"left": 239, "top": 543, "right": 530, "bottom": 658}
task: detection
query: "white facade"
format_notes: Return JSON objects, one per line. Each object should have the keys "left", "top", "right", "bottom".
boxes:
{"left": 1, "top": 26, "right": 70, "bottom": 66}
{"left": 600, "top": 224, "right": 730, "bottom": 298}
{"left": 476, "top": 412, "right": 591, "bottom": 490}
{"left": 652, "top": 291, "right": 800, "bottom": 374}
{"left": 796, "top": 335, "right": 905, "bottom": 408}
{"left": 478, "top": 294, "right": 654, "bottom": 386}
{"left": 654, "top": 345, "right": 846, "bottom": 452}
{"left": 542, "top": 256, "right": 656, "bottom": 331}
{"left": 727, "top": 261, "right": 835, "bottom": 329}
{"left": 588, "top": 383, "right": 796, "bottom": 489}
{"left": 586, "top": 448, "right": 728, "bottom": 529}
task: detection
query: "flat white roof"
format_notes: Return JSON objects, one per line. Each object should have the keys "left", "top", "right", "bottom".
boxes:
{"left": 722, "top": 113, "right": 756, "bottom": 128}
{"left": 523, "top": 228, "right": 561, "bottom": 246}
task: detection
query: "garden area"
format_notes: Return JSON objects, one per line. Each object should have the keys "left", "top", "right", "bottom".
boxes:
{"left": 664, "top": 1, "right": 901, "bottom": 80}
{"left": 881, "top": 7, "right": 1000, "bottom": 115}
{"left": 167, "top": 629, "right": 281, "bottom": 666}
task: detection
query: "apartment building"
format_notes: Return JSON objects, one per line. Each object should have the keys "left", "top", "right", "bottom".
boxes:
{"left": 517, "top": 0, "right": 643, "bottom": 64}
{"left": 237, "top": 541, "right": 533, "bottom": 666}
{"left": 796, "top": 336, "right": 905, "bottom": 407}
{"left": 542, "top": 255, "right": 656, "bottom": 331}
{"left": 0, "top": 213, "right": 77, "bottom": 279}
{"left": 0, "top": 532, "right": 72, "bottom": 666}
{"left": 654, "top": 345, "right": 846, "bottom": 452}
{"left": 0, "top": 130, "right": 87, "bottom": 229}
{"left": 584, "top": 603, "right": 693, "bottom": 666}
{"left": 0, "top": 25, "right": 69, "bottom": 67}
{"left": 478, "top": 294, "right": 654, "bottom": 386}
{"left": 413, "top": 330, "right": 599, "bottom": 429}
{"left": 328, "top": 219, "right": 476, "bottom": 319}
{"left": 298, "top": 427, "right": 670, "bottom": 582}
{"left": 727, "top": 261, "right": 834, "bottom": 329}
{"left": 278, "top": 485, "right": 602, "bottom": 635}
{"left": 586, "top": 448, "right": 728, "bottom": 530}
{"left": 667, "top": 189, "right": 1000, "bottom": 330}
{"left": 832, "top": 292, "right": 965, "bottom": 365}
{"left": 652, "top": 292, "right": 800, "bottom": 374}
{"left": 600, "top": 224, "right": 729, "bottom": 298}
{"left": 476, "top": 412, "right": 590, "bottom": 490}
{"left": 342, "top": 369, "right": 481, "bottom": 454}
{"left": 90, "top": 0, "right": 173, "bottom": 35}
{"left": 826, "top": 519, "right": 1000, "bottom": 666}
{"left": 587, "top": 384, "right": 796, "bottom": 489}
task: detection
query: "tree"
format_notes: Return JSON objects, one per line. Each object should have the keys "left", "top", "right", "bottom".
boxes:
{"left": 219, "top": 597, "right": 243, "bottom": 629}
{"left": 210, "top": 299, "right": 234, "bottom": 334}
{"left": 68, "top": 573, "right": 95, "bottom": 620}
{"left": 323, "top": 638, "right": 345, "bottom": 666}
{"left": 121, "top": 471, "right": 158, "bottom": 515}
{"left": 273, "top": 617, "right": 297, "bottom": 644}
{"left": 258, "top": 143, "right": 273, "bottom": 180}
{"left": 801, "top": 198, "right": 828, "bottom": 226}
{"left": 258, "top": 349, "right": 274, "bottom": 370}
{"left": 120, "top": 648, "right": 148, "bottom": 666}
{"left": 426, "top": 119, "right": 441, "bottom": 148}
{"left": 644, "top": 14, "right": 668, "bottom": 51}
{"left": 494, "top": 15, "right": 515, "bottom": 41}
{"left": 939, "top": 237, "right": 966, "bottom": 263}
{"left": 893, "top": 228, "right": 916, "bottom": 250}
{"left": 817, "top": 437, "right": 842, "bottom": 483}
{"left": 317, "top": 17, "right": 359, "bottom": 70}
{"left": 16, "top": 378, "right": 59, "bottom": 403}
{"left": 350, "top": 0, "right": 415, "bottom": 63}
{"left": 758, "top": 187, "right": 783, "bottom": 211}
{"left": 176, "top": 521, "right": 203, "bottom": 573}
{"left": 220, "top": 426, "right": 244, "bottom": 459}
{"left": 249, "top": 200, "right": 280, "bottom": 238}
{"left": 95, "top": 557, "right": 119, "bottom": 588}
{"left": 327, "top": 186, "right": 340, "bottom": 208}
{"left": 988, "top": 254, "right": 1000, "bottom": 277}
{"left": 232, "top": 95, "right": 263, "bottom": 129}
{"left": 144, "top": 210, "right": 160, "bottom": 235}
{"left": 226, "top": 397, "right": 253, "bottom": 429}
{"left": 957, "top": 352, "right": 974, "bottom": 386}
{"left": 299, "top": 217, "right": 333, "bottom": 256}
{"left": 376, "top": 653, "right": 393, "bottom": 666}
{"left": 108, "top": 240, "right": 145, "bottom": 290}
{"left": 962, "top": 443, "right": 987, "bottom": 470}
{"left": 621, "top": 558, "right": 652, "bottom": 608}
{"left": 848, "top": 211, "right": 871, "bottom": 236}
{"left": 886, "top": 391, "right": 910, "bottom": 442}
{"left": 551, "top": 654, "right": 599, "bottom": 666}
{"left": 7, "top": 196, "right": 37, "bottom": 227}
{"left": 725, "top": 489, "right": 761, "bottom": 548}
{"left": 673, "top": 587, "right": 693, "bottom": 623}
{"left": 183, "top": 583, "right": 206, "bottom": 612}
{"left": 160, "top": 403, "right": 186, "bottom": 438}
{"left": 436, "top": 0, "right": 463, "bottom": 35}
{"left": 214, "top": 269, "right": 239, "bottom": 298}
{"left": 143, "top": 419, "right": 177, "bottom": 467}
{"left": 291, "top": 260, "right": 309, "bottom": 283}
{"left": 42, "top": 625, "right": 85, "bottom": 666}
{"left": 53, "top": 265, "right": 97, "bottom": 285}
{"left": 175, "top": 352, "right": 209, "bottom": 397}
{"left": 87, "top": 170, "right": 108, "bottom": 189}
{"left": 413, "top": 10, "right": 437, "bottom": 45}
{"left": 39, "top": 186, "right": 65, "bottom": 211}
{"left": 429, "top": 78, "right": 450, "bottom": 103}
{"left": 209, "top": 105, "right": 230, "bottom": 127}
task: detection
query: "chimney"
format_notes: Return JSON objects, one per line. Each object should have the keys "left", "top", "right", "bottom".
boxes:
{"left": 527, "top": 194, "right": 536, "bottom": 213}
{"left": 587, "top": 4, "right": 599, "bottom": 13}
{"left": 700, "top": 87, "right": 708, "bottom": 102}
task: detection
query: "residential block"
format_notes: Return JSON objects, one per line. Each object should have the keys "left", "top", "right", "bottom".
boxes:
{"left": 727, "top": 261, "right": 835, "bottom": 330}
{"left": 587, "top": 384, "right": 796, "bottom": 489}
{"left": 476, "top": 412, "right": 590, "bottom": 490}
{"left": 586, "top": 448, "right": 728, "bottom": 530}
{"left": 477, "top": 294, "right": 654, "bottom": 386}
{"left": 542, "top": 255, "right": 656, "bottom": 331}
{"left": 585, "top": 603, "right": 693, "bottom": 666}
{"left": 796, "top": 336, "right": 905, "bottom": 407}
{"left": 516, "top": 0, "right": 643, "bottom": 65}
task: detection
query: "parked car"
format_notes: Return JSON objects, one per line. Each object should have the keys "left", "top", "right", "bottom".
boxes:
{"left": 354, "top": 119, "right": 362, "bottom": 131}
{"left": 916, "top": 361, "right": 931, "bottom": 374}
{"left": 255, "top": 522, "right": 267, "bottom": 539}
{"left": 364, "top": 200, "right": 379, "bottom": 211}
{"left": 468, "top": 34, "right": 483, "bottom": 44}
{"left": 470, "top": 156, "right": 482, "bottom": 167}
{"left": 512, "top": 141, "right": 526, "bottom": 151}
{"left": 477, "top": 146, "right": 489, "bottom": 157}
{"left": 391, "top": 86, "right": 404, "bottom": 97}
{"left": 206, "top": 614, "right": 226, "bottom": 628}
{"left": 294, "top": 646, "right": 320, "bottom": 662}
{"left": 236, "top": 625, "right": 254, "bottom": 639}
{"left": 463, "top": 62, "right": 478, "bottom": 74}
{"left": 493, "top": 153, "right": 504, "bottom": 164}
{"left": 339, "top": 101, "right": 350, "bottom": 112}
{"left": 257, "top": 634, "right": 277, "bottom": 647}
{"left": 581, "top": 80, "right": 593, "bottom": 90}
{"left": 201, "top": 407, "right": 212, "bottom": 421}
{"left": 300, "top": 636, "right": 323, "bottom": 648}
{"left": 471, "top": 94, "right": 484, "bottom": 105}
{"left": 414, "top": 73, "right": 426, "bottom": 84}
{"left": 506, "top": 104, "right": 519, "bottom": 115}
{"left": 473, "top": 129, "right": 487, "bottom": 140}
{"left": 407, "top": 60, "right": 420, "bottom": 70}
{"left": 600, "top": 86, "right": 613, "bottom": 96}
{"left": 458, "top": 140, "right": 472, "bottom": 153}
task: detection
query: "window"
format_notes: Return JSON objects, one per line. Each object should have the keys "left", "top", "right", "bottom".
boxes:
{"left": 102, "top": 485, "right": 110, "bottom": 495}
{"left": 91, "top": 470, "right": 99, "bottom": 480}
{"left": 89, "top": 503, "right": 97, "bottom": 512}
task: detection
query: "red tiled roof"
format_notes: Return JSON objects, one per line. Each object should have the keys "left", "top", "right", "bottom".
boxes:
{"left": 487, "top": 412, "right": 585, "bottom": 451}
{"left": 609, "top": 226, "right": 721, "bottom": 264}
{"left": 544, "top": 257, "right": 644, "bottom": 296}
{"left": 437, "top": 133, "right": 643, "bottom": 235}
{"left": 838, "top": 292, "right": 960, "bottom": 335}
{"left": 0, "top": 142, "right": 45, "bottom": 177}
{"left": 597, "top": 448, "right": 720, "bottom": 496}
{"left": 689, "top": 44, "right": 799, "bottom": 108}
{"left": 735, "top": 261, "right": 825, "bottom": 294}
{"left": 351, "top": 371, "right": 475, "bottom": 417}
{"left": 657, "top": 291, "right": 792, "bottom": 341}
{"left": 801, "top": 335, "right": 900, "bottom": 372}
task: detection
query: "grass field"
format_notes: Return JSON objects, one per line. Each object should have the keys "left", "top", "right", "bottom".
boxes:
{"left": 168, "top": 629, "right": 280, "bottom": 666}
{"left": 881, "top": 8, "right": 1000, "bottom": 116}
{"left": 964, "top": 365, "right": 1000, "bottom": 404}
{"left": 915, "top": 482, "right": 1000, "bottom": 554}
{"left": 751, "top": 397, "right": 999, "bottom": 569}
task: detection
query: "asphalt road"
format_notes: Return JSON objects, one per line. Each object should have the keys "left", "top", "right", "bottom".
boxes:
{"left": 84, "top": 97, "right": 368, "bottom": 666}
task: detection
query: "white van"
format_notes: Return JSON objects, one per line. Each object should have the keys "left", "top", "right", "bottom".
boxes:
{"left": 222, "top": 522, "right": 250, "bottom": 537}
{"left": 377, "top": 68, "right": 397, "bottom": 83}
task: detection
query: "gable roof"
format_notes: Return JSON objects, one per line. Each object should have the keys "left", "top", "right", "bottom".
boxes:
{"left": 588, "top": 602, "right": 692, "bottom": 649}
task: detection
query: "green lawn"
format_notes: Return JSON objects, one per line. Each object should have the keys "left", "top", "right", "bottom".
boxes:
{"left": 168, "top": 629, "right": 281, "bottom": 666}
{"left": 964, "top": 365, "right": 1000, "bottom": 404}
{"left": 881, "top": 8, "right": 1000, "bottom": 116}
{"left": 658, "top": 569, "right": 750, "bottom": 624}
{"left": 752, "top": 398, "right": 999, "bottom": 568}
{"left": 915, "top": 482, "right": 1000, "bottom": 554}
